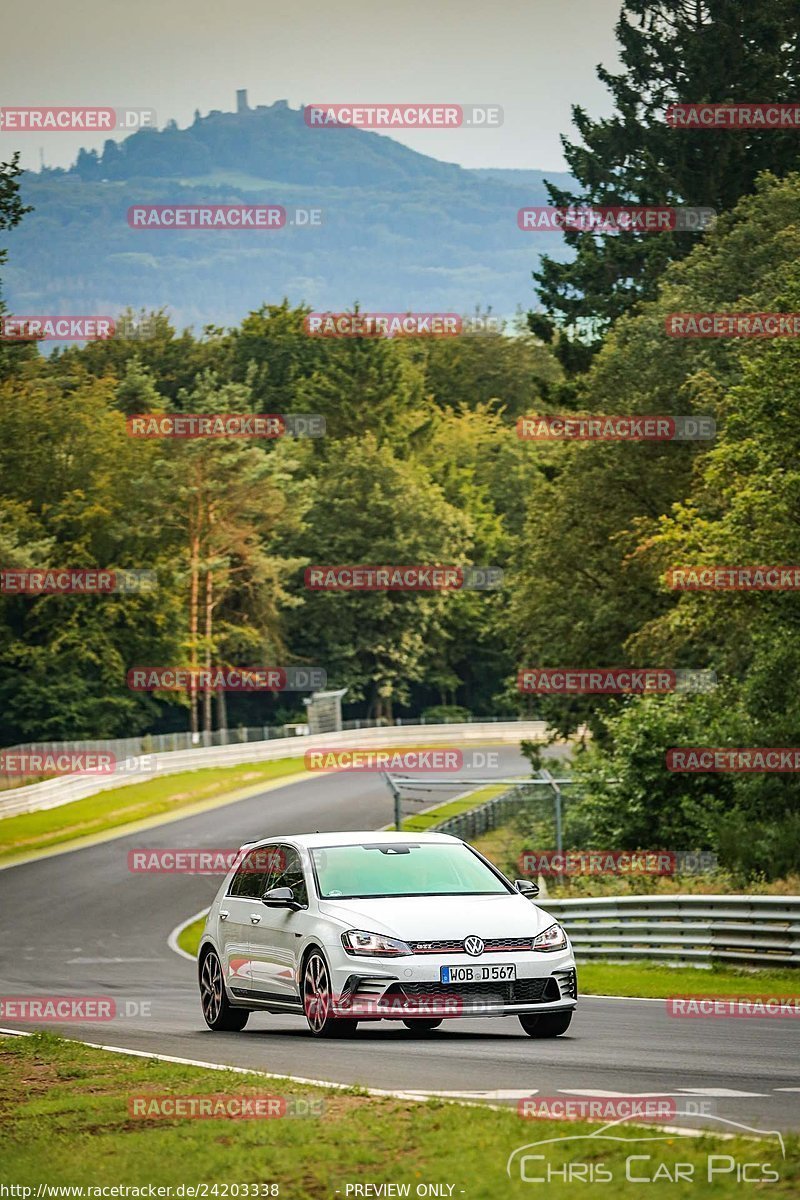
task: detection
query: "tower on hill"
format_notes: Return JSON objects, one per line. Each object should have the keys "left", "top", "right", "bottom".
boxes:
{"left": 236, "top": 89, "right": 249, "bottom": 114}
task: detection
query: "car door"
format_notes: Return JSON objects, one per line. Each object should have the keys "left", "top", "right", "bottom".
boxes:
{"left": 219, "top": 848, "right": 268, "bottom": 998}
{"left": 249, "top": 843, "right": 308, "bottom": 1007}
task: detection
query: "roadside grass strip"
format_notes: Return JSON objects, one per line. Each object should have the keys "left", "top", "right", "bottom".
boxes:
{"left": 0, "top": 1033, "right": 797, "bottom": 1198}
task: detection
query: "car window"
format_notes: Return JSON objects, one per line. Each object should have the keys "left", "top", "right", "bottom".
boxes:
{"left": 310, "top": 842, "right": 510, "bottom": 899}
{"left": 259, "top": 844, "right": 289, "bottom": 895}
{"left": 227, "top": 847, "right": 272, "bottom": 898}
{"left": 268, "top": 844, "right": 309, "bottom": 907}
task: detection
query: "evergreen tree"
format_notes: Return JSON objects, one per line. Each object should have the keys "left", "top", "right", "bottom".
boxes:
{"left": 534, "top": 0, "right": 800, "bottom": 343}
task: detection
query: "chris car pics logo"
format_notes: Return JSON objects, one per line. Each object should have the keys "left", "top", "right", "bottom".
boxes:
{"left": 506, "top": 1114, "right": 785, "bottom": 1184}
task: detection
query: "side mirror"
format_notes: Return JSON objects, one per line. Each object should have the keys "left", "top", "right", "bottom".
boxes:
{"left": 263, "top": 885, "right": 303, "bottom": 911}
{"left": 515, "top": 878, "right": 540, "bottom": 898}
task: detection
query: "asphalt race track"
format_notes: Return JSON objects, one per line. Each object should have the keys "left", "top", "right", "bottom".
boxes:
{"left": 1, "top": 744, "right": 798, "bottom": 1134}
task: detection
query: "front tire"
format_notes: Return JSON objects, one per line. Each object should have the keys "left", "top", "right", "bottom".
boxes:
{"left": 402, "top": 1018, "right": 442, "bottom": 1033}
{"left": 200, "top": 948, "right": 249, "bottom": 1031}
{"left": 519, "top": 1010, "right": 573, "bottom": 1038}
{"left": 303, "top": 950, "right": 358, "bottom": 1038}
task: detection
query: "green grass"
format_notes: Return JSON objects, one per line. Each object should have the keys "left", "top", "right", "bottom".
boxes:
{"left": 178, "top": 914, "right": 207, "bottom": 957}
{"left": 0, "top": 757, "right": 310, "bottom": 865}
{"left": 1, "top": 1033, "right": 796, "bottom": 1197}
{"left": 578, "top": 960, "right": 800, "bottom": 998}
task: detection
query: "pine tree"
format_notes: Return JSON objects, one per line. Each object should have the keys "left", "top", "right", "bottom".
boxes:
{"left": 534, "top": 0, "right": 800, "bottom": 344}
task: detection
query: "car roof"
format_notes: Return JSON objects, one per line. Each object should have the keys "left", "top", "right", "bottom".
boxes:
{"left": 241, "top": 830, "right": 461, "bottom": 850}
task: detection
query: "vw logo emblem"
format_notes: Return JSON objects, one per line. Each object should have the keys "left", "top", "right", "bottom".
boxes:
{"left": 464, "top": 935, "right": 484, "bottom": 957}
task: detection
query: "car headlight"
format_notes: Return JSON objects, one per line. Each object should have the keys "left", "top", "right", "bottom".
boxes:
{"left": 342, "top": 930, "right": 412, "bottom": 957}
{"left": 533, "top": 922, "right": 568, "bottom": 952}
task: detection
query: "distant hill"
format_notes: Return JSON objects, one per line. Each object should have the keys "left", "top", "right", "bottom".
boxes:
{"left": 4, "top": 99, "right": 575, "bottom": 331}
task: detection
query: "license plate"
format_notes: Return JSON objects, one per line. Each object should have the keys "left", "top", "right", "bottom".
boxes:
{"left": 440, "top": 964, "right": 517, "bottom": 983}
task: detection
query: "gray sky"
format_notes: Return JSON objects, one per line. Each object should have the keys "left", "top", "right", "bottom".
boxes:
{"left": 1, "top": 0, "right": 622, "bottom": 172}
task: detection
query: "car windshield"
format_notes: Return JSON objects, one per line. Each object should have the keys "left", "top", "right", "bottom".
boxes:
{"left": 310, "top": 842, "right": 511, "bottom": 899}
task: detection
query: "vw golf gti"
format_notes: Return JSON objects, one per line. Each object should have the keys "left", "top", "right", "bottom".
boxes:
{"left": 198, "top": 830, "right": 577, "bottom": 1037}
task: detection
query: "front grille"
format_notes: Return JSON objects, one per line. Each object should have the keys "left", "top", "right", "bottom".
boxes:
{"left": 383, "top": 977, "right": 560, "bottom": 1006}
{"left": 408, "top": 936, "right": 534, "bottom": 954}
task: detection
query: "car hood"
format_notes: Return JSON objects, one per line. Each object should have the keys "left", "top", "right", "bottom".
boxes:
{"left": 316, "top": 892, "right": 558, "bottom": 940}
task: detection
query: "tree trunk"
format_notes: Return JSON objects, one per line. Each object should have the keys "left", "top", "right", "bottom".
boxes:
{"left": 203, "top": 568, "right": 213, "bottom": 737}
{"left": 217, "top": 687, "right": 228, "bottom": 743}
{"left": 188, "top": 511, "right": 200, "bottom": 739}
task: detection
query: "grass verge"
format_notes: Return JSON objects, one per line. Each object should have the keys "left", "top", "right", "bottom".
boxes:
{"left": 0, "top": 758, "right": 310, "bottom": 866}
{"left": 1, "top": 1033, "right": 796, "bottom": 1198}
{"left": 577, "top": 960, "right": 800, "bottom": 998}
{"left": 177, "top": 914, "right": 208, "bottom": 957}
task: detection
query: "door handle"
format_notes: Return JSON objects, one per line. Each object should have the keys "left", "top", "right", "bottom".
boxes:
{"left": 219, "top": 910, "right": 229, "bottom": 921}
{"left": 250, "top": 914, "right": 262, "bottom": 924}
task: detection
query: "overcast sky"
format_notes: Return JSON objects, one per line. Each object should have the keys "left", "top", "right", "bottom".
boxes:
{"left": 1, "top": 0, "right": 623, "bottom": 173}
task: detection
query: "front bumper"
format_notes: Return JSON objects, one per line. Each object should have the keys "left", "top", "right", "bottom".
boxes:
{"left": 328, "top": 948, "right": 577, "bottom": 1020}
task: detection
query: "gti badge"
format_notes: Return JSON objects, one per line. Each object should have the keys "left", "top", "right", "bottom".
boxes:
{"left": 464, "top": 935, "right": 485, "bottom": 957}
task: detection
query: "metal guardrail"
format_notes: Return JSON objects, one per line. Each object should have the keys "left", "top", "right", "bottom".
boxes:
{"left": 0, "top": 721, "right": 548, "bottom": 821}
{"left": 0, "top": 713, "right": 528, "bottom": 770}
{"left": 538, "top": 895, "right": 800, "bottom": 968}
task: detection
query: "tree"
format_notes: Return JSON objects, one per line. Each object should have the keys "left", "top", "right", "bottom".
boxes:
{"left": 0, "top": 153, "right": 33, "bottom": 375}
{"left": 0, "top": 367, "right": 184, "bottom": 742}
{"left": 510, "top": 173, "right": 800, "bottom": 739}
{"left": 534, "top": 0, "right": 800, "bottom": 341}
{"left": 286, "top": 435, "right": 471, "bottom": 720}
{"left": 151, "top": 373, "right": 307, "bottom": 736}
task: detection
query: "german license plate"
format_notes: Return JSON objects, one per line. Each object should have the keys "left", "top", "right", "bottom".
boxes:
{"left": 440, "top": 964, "right": 516, "bottom": 983}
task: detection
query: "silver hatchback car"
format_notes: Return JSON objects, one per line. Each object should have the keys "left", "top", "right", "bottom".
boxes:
{"left": 198, "top": 830, "right": 577, "bottom": 1038}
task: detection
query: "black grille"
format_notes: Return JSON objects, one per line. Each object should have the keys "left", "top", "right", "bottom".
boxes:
{"left": 555, "top": 969, "right": 578, "bottom": 999}
{"left": 383, "top": 977, "right": 560, "bottom": 1006}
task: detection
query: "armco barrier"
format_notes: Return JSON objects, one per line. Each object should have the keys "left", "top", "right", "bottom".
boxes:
{"left": 0, "top": 721, "right": 547, "bottom": 821}
{"left": 540, "top": 895, "right": 800, "bottom": 968}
